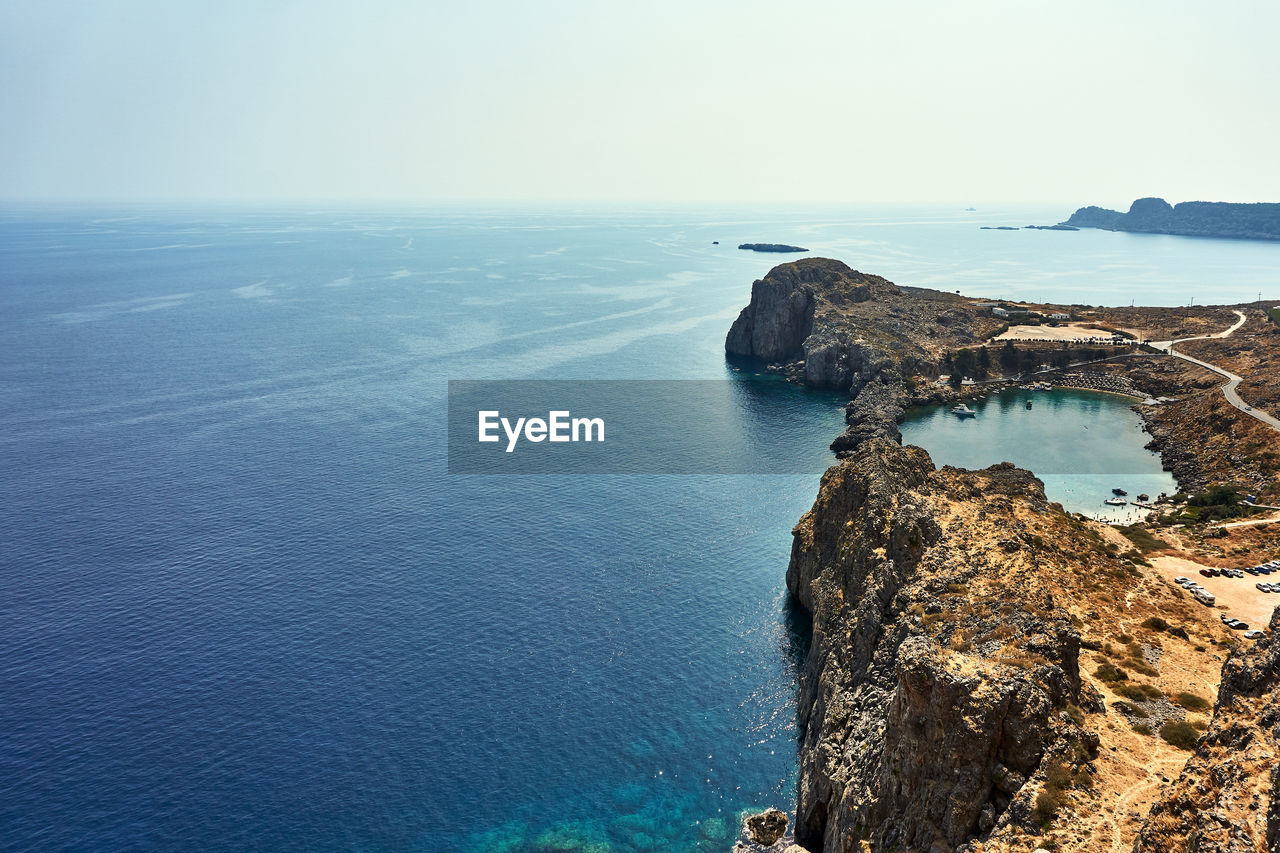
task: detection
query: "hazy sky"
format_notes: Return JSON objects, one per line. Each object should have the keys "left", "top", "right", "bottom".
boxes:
{"left": 3, "top": 1, "right": 1278, "bottom": 204}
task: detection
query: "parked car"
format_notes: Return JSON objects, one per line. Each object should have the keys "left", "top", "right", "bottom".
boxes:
{"left": 1174, "top": 576, "right": 1190, "bottom": 585}
{"left": 1244, "top": 630, "right": 1265, "bottom": 640}
{"left": 1221, "top": 613, "right": 1234, "bottom": 624}
{"left": 1231, "top": 621, "right": 1249, "bottom": 631}
{"left": 1257, "top": 583, "right": 1270, "bottom": 592}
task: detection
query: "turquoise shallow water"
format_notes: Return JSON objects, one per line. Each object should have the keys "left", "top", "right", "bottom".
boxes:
{"left": 0, "top": 204, "right": 1272, "bottom": 852}
{"left": 900, "top": 388, "right": 1178, "bottom": 521}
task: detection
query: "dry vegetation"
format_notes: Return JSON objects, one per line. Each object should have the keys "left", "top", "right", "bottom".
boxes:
{"left": 896, "top": 465, "right": 1262, "bottom": 853}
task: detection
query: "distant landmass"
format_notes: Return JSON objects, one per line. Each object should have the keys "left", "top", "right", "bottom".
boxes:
{"left": 1063, "top": 197, "right": 1280, "bottom": 240}
{"left": 979, "top": 225, "right": 1080, "bottom": 231}
{"left": 738, "top": 243, "right": 808, "bottom": 253}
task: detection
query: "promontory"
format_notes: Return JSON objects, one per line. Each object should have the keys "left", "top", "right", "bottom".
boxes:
{"left": 726, "top": 257, "right": 1280, "bottom": 853}
{"left": 1063, "top": 197, "right": 1280, "bottom": 241}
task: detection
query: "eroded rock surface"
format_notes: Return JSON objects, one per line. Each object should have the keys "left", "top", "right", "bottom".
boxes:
{"left": 1135, "top": 608, "right": 1280, "bottom": 853}
{"left": 787, "top": 442, "right": 1102, "bottom": 853}
{"left": 726, "top": 258, "right": 1002, "bottom": 389}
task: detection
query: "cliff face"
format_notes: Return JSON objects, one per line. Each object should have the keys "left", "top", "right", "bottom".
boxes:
{"left": 1135, "top": 609, "right": 1280, "bottom": 853}
{"left": 787, "top": 442, "right": 1103, "bottom": 853}
{"left": 726, "top": 259, "right": 1280, "bottom": 853}
{"left": 1063, "top": 198, "right": 1280, "bottom": 240}
{"left": 726, "top": 259, "right": 1004, "bottom": 452}
{"left": 726, "top": 258, "right": 877, "bottom": 384}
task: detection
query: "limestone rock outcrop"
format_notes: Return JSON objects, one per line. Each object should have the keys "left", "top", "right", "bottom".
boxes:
{"left": 1135, "top": 608, "right": 1280, "bottom": 853}
{"left": 732, "top": 808, "right": 800, "bottom": 853}
{"left": 787, "top": 443, "right": 1100, "bottom": 853}
{"left": 726, "top": 258, "right": 1004, "bottom": 453}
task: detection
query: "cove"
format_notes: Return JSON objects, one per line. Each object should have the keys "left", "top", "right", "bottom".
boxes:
{"left": 899, "top": 388, "right": 1178, "bottom": 522}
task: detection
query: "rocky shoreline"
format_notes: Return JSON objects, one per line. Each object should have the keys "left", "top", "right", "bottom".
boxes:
{"left": 725, "top": 258, "right": 1280, "bottom": 852}
{"left": 726, "top": 258, "right": 1268, "bottom": 498}
{"left": 1063, "top": 197, "right": 1280, "bottom": 241}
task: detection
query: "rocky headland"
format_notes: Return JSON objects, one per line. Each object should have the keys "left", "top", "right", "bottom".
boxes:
{"left": 726, "top": 259, "right": 1280, "bottom": 852}
{"left": 725, "top": 258, "right": 1004, "bottom": 450}
{"left": 1063, "top": 198, "right": 1280, "bottom": 241}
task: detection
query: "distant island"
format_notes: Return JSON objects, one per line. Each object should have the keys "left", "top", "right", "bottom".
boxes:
{"left": 738, "top": 243, "right": 808, "bottom": 253}
{"left": 980, "top": 225, "right": 1079, "bottom": 232}
{"left": 1063, "top": 197, "right": 1280, "bottom": 240}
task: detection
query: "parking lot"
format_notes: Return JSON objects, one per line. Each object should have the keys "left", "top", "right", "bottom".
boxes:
{"left": 1151, "top": 555, "right": 1278, "bottom": 630}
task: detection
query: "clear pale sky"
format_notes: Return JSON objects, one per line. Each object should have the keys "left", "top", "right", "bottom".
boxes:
{"left": 3, "top": 0, "right": 1278, "bottom": 205}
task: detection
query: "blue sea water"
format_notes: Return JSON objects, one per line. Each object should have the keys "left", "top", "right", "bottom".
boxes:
{"left": 2, "top": 204, "right": 1278, "bottom": 852}
{"left": 900, "top": 388, "right": 1178, "bottom": 522}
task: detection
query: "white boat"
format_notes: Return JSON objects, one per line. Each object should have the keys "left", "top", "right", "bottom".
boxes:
{"left": 1103, "top": 497, "right": 1127, "bottom": 506}
{"left": 951, "top": 404, "right": 977, "bottom": 418}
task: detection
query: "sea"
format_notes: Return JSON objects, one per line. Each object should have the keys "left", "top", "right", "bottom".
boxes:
{"left": 2, "top": 204, "right": 1277, "bottom": 852}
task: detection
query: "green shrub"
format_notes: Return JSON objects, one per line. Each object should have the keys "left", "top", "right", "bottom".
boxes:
{"left": 1174, "top": 692, "right": 1210, "bottom": 712}
{"left": 1065, "top": 705, "right": 1086, "bottom": 726}
{"left": 1115, "top": 682, "right": 1163, "bottom": 702}
{"left": 1141, "top": 616, "right": 1169, "bottom": 631}
{"left": 1160, "top": 720, "right": 1201, "bottom": 750}
{"left": 1034, "top": 790, "right": 1061, "bottom": 826}
{"left": 1094, "top": 663, "right": 1128, "bottom": 683}
{"left": 1132, "top": 723, "right": 1153, "bottom": 735}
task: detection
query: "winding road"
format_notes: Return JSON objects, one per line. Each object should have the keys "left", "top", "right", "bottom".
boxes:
{"left": 1151, "top": 310, "right": 1280, "bottom": 433}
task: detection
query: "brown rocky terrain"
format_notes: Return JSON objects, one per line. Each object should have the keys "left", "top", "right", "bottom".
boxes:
{"left": 1108, "top": 309, "right": 1280, "bottom": 500}
{"left": 725, "top": 258, "right": 1004, "bottom": 390}
{"left": 1135, "top": 610, "right": 1280, "bottom": 853}
{"left": 785, "top": 439, "right": 1247, "bottom": 853}
{"left": 726, "top": 260, "right": 1280, "bottom": 853}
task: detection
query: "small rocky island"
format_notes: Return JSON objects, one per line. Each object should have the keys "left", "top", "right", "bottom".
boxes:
{"left": 738, "top": 243, "right": 809, "bottom": 253}
{"left": 1063, "top": 197, "right": 1280, "bottom": 240}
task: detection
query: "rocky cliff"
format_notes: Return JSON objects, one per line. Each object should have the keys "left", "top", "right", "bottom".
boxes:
{"left": 1063, "top": 198, "right": 1280, "bottom": 241}
{"left": 726, "top": 260, "right": 1280, "bottom": 853}
{"left": 726, "top": 258, "right": 1004, "bottom": 450}
{"left": 787, "top": 442, "right": 1108, "bottom": 853}
{"left": 1135, "top": 608, "right": 1280, "bottom": 853}
{"left": 726, "top": 258, "right": 1002, "bottom": 389}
